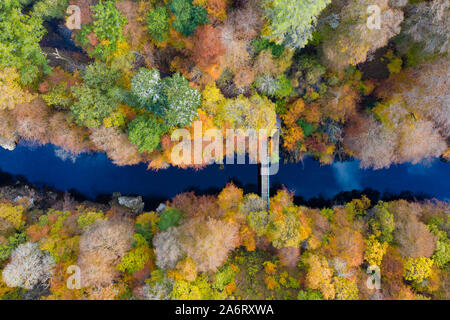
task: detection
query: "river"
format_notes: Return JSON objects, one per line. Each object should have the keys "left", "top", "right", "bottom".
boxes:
{"left": 0, "top": 142, "right": 449, "bottom": 207}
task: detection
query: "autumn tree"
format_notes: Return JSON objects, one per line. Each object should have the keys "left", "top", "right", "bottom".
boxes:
{"left": 220, "top": 94, "right": 277, "bottom": 131}
{"left": 127, "top": 115, "right": 166, "bottom": 153}
{"left": 179, "top": 217, "right": 239, "bottom": 272}
{"left": 191, "top": 25, "right": 225, "bottom": 72}
{"left": 2, "top": 242, "right": 55, "bottom": 290}
{"left": 392, "top": 201, "right": 437, "bottom": 258}
{"left": 266, "top": 206, "right": 312, "bottom": 249}
{"left": 76, "top": 0, "right": 127, "bottom": 61}
{"left": 320, "top": 84, "right": 359, "bottom": 123}
{"left": 70, "top": 62, "right": 122, "bottom": 128}
{"left": 170, "top": 192, "right": 223, "bottom": 219}
{"left": 375, "top": 57, "right": 449, "bottom": 138}
{"left": 364, "top": 235, "right": 388, "bottom": 266}
{"left": 77, "top": 218, "right": 135, "bottom": 288}
{"left": 380, "top": 246, "right": 406, "bottom": 299}
{"left": 0, "top": 68, "right": 35, "bottom": 110}
{"left": 399, "top": 0, "right": 449, "bottom": 59}
{"left": 0, "top": 1, "right": 50, "bottom": 84}
{"left": 333, "top": 276, "right": 359, "bottom": 300}
{"left": 153, "top": 227, "right": 184, "bottom": 270}
{"left": 326, "top": 227, "right": 365, "bottom": 268}
{"left": 263, "top": 0, "right": 332, "bottom": 49}
{"left": 404, "top": 257, "right": 434, "bottom": 284}
{"left": 31, "top": 0, "right": 68, "bottom": 20}
{"left": 169, "top": 0, "right": 209, "bottom": 37}
{"left": 11, "top": 98, "right": 51, "bottom": 143}
{"left": 226, "top": 0, "right": 263, "bottom": 40}
{"left": 303, "top": 253, "right": 335, "bottom": 300}
{"left": 396, "top": 120, "right": 447, "bottom": 164}
{"left": 131, "top": 70, "right": 200, "bottom": 128}
{"left": 90, "top": 126, "right": 143, "bottom": 166}
{"left": 344, "top": 114, "right": 396, "bottom": 169}
{"left": 346, "top": 60, "right": 448, "bottom": 169}
{"left": 239, "top": 194, "right": 266, "bottom": 216}
{"left": 146, "top": 6, "right": 171, "bottom": 44}
{"left": 368, "top": 201, "right": 395, "bottom": 243}
{"left": 320, "top": 0, "right": 404, "bottom": 71}
{"left": 48, "top": 113, "right": 90, "bottom": 155}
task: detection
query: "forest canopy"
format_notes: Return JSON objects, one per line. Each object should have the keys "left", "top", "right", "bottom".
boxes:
{"left": 0, "top": 0, "right": 448, "bottom": 169}
{"left": 0, "top": 184, "right": 448, "bottom": 300}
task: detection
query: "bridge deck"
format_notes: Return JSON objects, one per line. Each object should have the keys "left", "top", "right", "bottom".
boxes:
{"left": 261, "top": 142, "right": 270, "bottom": 209}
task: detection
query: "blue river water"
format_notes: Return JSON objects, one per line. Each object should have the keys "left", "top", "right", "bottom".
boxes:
{"left": 0, "top": 143, "right": 449, "bottom": 203}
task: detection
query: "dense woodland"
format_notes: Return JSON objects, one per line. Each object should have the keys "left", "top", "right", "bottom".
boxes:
{"left": 0, "top": 0, "right": 449, "bottom": 301}
{"left": 0, "top": 0, "right": 448, "bottom": 168}
{"left": 0, "top": 184, "right": 448, "bottom": 300}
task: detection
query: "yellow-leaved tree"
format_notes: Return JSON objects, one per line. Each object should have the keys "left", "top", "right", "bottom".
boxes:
{"left": 0, "top": 68, "right": 35, "bottom": 110}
